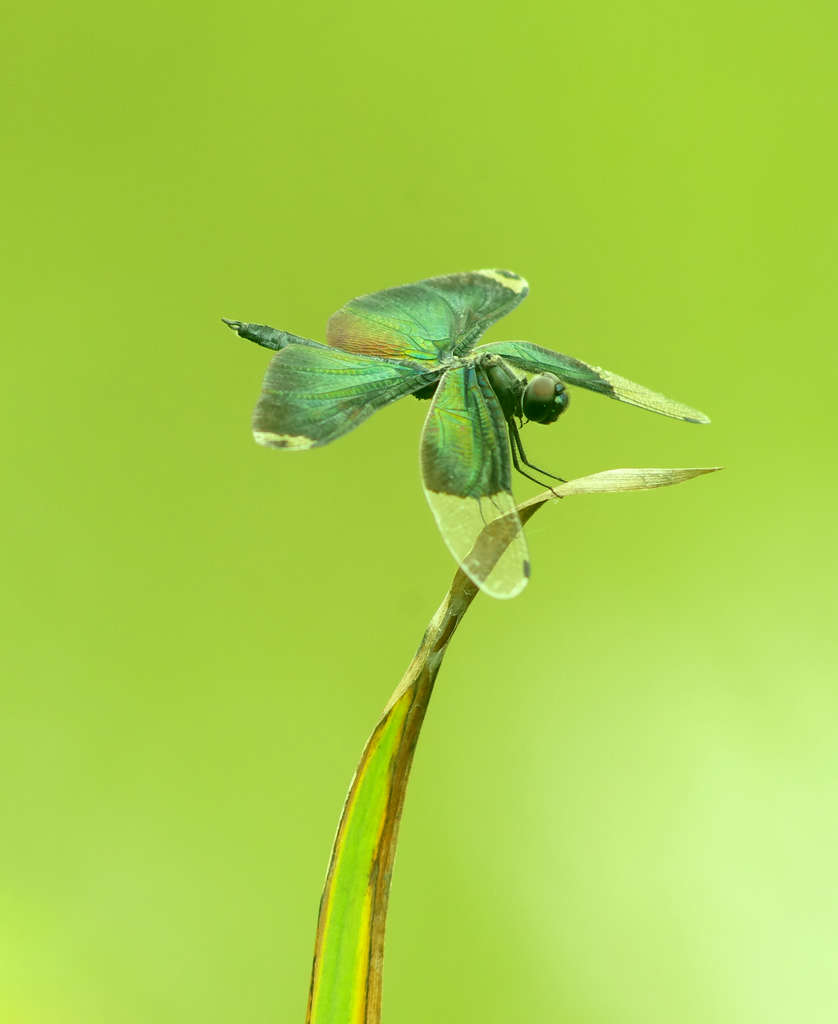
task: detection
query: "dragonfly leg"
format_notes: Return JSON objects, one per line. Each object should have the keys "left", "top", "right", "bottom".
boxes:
{"left": 510, "top": 419, "right": 566, "bottom": 482}
{"left": 507, "top": 422, "right": 563, "bottom": 497}
{"left": 508, "top": 420, "right": 566, "bottom": 484}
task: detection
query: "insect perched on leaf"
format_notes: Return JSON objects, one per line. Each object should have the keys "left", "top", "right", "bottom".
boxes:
{"left": 224, "top": 270, "right": 709, "bottom": 598}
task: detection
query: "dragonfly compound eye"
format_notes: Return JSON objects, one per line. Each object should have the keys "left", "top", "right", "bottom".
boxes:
{"left": 522, "top": 373, "right": 569, "bottom": 424}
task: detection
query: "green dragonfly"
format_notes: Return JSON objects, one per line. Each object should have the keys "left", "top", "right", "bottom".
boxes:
{"left": 224, "top": 269, "right": 709, "bottom": 598}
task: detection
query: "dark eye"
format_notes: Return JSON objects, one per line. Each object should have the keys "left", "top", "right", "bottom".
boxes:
{"left": 522, "top": 373, "right": 569, "bottom": 424}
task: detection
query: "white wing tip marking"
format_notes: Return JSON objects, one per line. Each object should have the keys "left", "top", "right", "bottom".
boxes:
{"left": 253, "top": 430, "right": 315, "bottom": 449}
{"left": 476, "top": 269, "right": 529, "bottom": 295}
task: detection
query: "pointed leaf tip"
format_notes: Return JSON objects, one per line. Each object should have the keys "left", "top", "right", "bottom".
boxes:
{"left": 514, "top": 466, "right": 722, "bottom": 516}
{"left": 554, "top": 465, "right": 722, "bottom": 498}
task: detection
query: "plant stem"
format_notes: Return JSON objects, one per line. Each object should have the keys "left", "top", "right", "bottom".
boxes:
{"left": 304, "top": 467, "right": 720, "bottom": 1024}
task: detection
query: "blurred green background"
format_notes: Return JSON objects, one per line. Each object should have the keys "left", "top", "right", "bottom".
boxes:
{"left": 3, "top": 1, "right": 836, "bottom": 1021}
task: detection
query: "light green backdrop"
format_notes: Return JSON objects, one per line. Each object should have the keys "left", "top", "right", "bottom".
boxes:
{"left": 3, "top": 1, "right": 836, "bottom": 1021}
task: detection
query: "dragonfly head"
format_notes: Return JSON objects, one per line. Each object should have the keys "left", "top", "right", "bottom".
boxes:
{"left": 522, "top": 373, "right": 569, "bottom": 425}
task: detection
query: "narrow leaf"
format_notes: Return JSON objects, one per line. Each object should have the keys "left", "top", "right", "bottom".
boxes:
{"left": 518, "top": 465, "right": 723, "bottom": 516}
{"left": 305, "top": 465, "right": 720, "bottom": 1024}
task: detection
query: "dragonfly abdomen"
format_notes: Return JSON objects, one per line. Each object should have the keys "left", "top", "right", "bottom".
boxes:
{"left": 222, "top": 319, "right": 320, "bottom": 352}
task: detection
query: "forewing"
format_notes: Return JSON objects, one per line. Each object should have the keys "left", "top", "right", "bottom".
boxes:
{"left": 420, "top": 366, "right": 529, "bottom": 599}
{"left": 253, "top": 342, "right": 440, "bottom": 449}
{"left": 327, "top": 269, "right": 528, "bottom": 362}
{"left": 479, "top": 340, "right": 710, "bottom": 423}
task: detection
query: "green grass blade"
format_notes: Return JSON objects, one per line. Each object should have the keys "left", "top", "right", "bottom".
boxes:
{"left": 305, "top": 465, "right": 721, "bottom": 1024}
{"left": 305, "top": 685, "right": 412, "bottom": 1023}
{"left": 305, "top": 583, "right": 478, "bottom": 1024}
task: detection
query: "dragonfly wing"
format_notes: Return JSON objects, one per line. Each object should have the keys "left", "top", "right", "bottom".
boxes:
{"left": 420, "top": 366, "right": 529, "bottom": 599}
{"left": 253, "top": 342, "right": 441, "bottom": 449}
{"left": 327, "top": 269, "right": 528, "bottom": 363}
{"left": 479, "top": 340, "right": 710, "bottom": 423}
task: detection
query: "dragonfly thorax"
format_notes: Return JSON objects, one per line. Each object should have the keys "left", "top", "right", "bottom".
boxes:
{"left": 481, "top": 354, "right": 569, "bottom": 427}
{"left": 479, "top": 354, "right": 527, "bottom": 421}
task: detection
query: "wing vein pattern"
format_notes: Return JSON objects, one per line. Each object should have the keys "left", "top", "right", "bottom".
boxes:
{"left": 478, "top": 340, "right": 710, "bottom": 423}
{"left": 253, "top": 342, "right": 442, "bottom": 449}
{"left": 327, "top": 269, "right": 529, "bottom": 362}
{"left": 420, "top": 366, "right": 529, "bottom": 599}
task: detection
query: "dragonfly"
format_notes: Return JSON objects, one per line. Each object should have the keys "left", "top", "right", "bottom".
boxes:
{"left": 223, "top": 269, "right": 709, "bottom": 598}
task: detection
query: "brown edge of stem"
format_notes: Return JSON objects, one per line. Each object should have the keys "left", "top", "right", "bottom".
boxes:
{"left": 362, "top": 498, "right": 550, "bottom": 1019}
{"left": 306, "top": 467, "right": 721, "bottom": 1023}
{"left": 305, "top": 498, "right": 549, "bottom": 1022}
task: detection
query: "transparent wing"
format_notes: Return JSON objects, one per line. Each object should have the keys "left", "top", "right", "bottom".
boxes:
{"left": 252, "top": 342, "right": 441, "bottom": 449}
{"left": 478, "top": 340, "right": 710, "bottom": 423}
{"left": 327, "top": 269, "right": 528, "bottom": 363}
{"left": 420, "top": 366, "right": 529, "bottom": 599}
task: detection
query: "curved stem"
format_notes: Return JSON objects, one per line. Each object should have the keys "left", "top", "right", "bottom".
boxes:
{"left": 304, "top": 467, "right": 720, "bottom": 1023}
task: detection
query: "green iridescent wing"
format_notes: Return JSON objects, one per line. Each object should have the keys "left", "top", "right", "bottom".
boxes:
{"left": 252, "top": 342, "right": 441, "bottom": 449}
{"left": 420, "top": 365, "right": 529, "bottom": 599}
{"left": 479, "top": 340, "right": 710, "bottom": 423}
{"left": 326, "top": 269, "right": 528, "bottom": 363}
